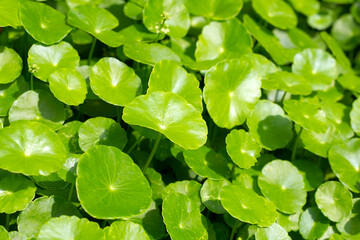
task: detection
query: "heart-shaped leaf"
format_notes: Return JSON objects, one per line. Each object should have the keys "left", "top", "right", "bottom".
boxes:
{"left": 89, "top": 57, "right": 142, "bottom": 106}
{"left": 123, "top": 91, "right": 207, "bottom": 150}
{"left": 76, "top": 145, "right": 152, "bottom": 219}
{"left": 203, "top": 59, "right": 261, "bottom": 128}
{"left": 20, "top": 1, "right": 72, "bottom": 45}
{"left": 0, "top": 121, "right": 67, "bottom": 176}
{"left": 0, "top": 47, "right": 22, "bottom": 84}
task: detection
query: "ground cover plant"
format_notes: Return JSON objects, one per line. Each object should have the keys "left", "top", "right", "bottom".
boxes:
{"left": 0, "top": 0, "right": 360, "bottom": 239}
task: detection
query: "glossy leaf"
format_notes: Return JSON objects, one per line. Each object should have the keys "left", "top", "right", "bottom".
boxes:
{"left": 163, "top": 180, "right": 203, "bottom": 209}
{"left": 105, "top": 221, "right": 150, "bottom": 240}
{"left": 288, "top": 0, "right": 320, "bottom": 16}
{"left": 351, "top": 97, "right": 360, "bottom": 135}
{"left": 255, "top": 223, "right": 291, "bottom": 240}
{"left": 57, "top": 121, "right": 82, "bottom": 154}
{"left": 292, "top": 160, "right": 323, "bottom": 191}
{"left": 0, "top": 76, "right": 29, "bottom": 116}
{"left": 331, "top": 14, "right": 360, "bottom": 51}
{"left": 336, "top": 198, "right": 360, "bottom": 238}
{"left": 57, "top": 154, "right": 80, "bottom": 184}
{"left": 0, "top": 0, "right": 24, "bottom": 28}
{"left": 0, "top": 47, "right": 22, "bottom": 84}
{"left": 184, "top": 0, "right": 243, "bottom": 20}
{"left": 200, "top": 179, "right": 229, "bottom": 214}
{"left": 299, "top": 207, "right": 330, "bottom": 240}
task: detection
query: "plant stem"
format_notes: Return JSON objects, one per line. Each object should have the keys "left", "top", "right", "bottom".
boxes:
{"left": 116, "top": 107, "right": 122, "bottom": 123}
{"left": 5, "top": 214, "right": 10, "bottom": 230}
{"left": 280, "top": 91, "right": 287, "bottom": 103}
{"left": 30, "top": 73, "right": 34, "bottom": 90}
{"left": 230, "top": 164, "right": 236, "bottom": 181}
{"left": 126, "top": 136, "right": 143, "bottom": 155}
{"left": 291, "top": 127, "right": 303, "bottom": 161}
{"left": 142, "top": 132, "right": 162, "bottom": 173}
{"left": 229, "top": 221, "right": 241, "bottom": 240}
{"left": 87, "top": 38, "right": 97, "bottom": 66}
{"left": 68, "top": 183, "right": 75, "bottom": 202}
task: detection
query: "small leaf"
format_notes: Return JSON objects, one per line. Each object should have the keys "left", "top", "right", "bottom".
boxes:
{"left": 331, "top": 14, "right": 360, "bottom": 51}
{"left": 0, "top": 0, "right": 23, "bottom": 28}
{"left": 57, "top": 121, "right": 82, "bottom": 154}
{"left": 292, "top": 160, "right": 323, "bottom": 191}
{"left": 288, "top": 0, "right": 320, "bottom": 16}
{"left": 200, "top": 179, "right": 229, "bottom": 214}
{"left": 123, "top": 91, "right": 207, "bottom": 150}
{"left": 57, "top": 154, "right": 80, "bottom": 184}
{"left": 255, "top": 223, "right": 291, "bottom": 240}
{"left": 163, "top": 180, "right": 203, "bottom": 209}
{"left": 184, "top": 0, "right": 243, "bottom": 20}
{"left": 315, "top": 181, "right": 353, "bottom": 222}
{"left": 336, "top": 198, "right": 360, "bottom": 238}
{"left": 351, "top": 97, "right": 360, "bottom": 135}
{"left": 105, "top": 221, "right": 150, "bottom": 240}
{"left": 76, "top": 146, "right": 152, "bottom": 219}
{"left": 299, "top": 207, "right": 330, "bottom": 240}
{"left": 0, "top": 47, "right": 22, "bottom": 84}
{"left": 0, "top": 76, "right": 29, "bottom": 116}
{"left": 20, "top": 1, "right": 72, "bottom": 45}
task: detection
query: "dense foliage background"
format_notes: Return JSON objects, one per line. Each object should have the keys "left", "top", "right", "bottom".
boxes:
{"left": 0, "top": 0, "right": 360, "bottom": 239}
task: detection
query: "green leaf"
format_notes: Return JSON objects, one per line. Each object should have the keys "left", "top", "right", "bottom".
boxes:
{"left": 336, "top": 198, "right": 360, "bottom": 238}
{"left": 247, "top": 100, "right": 293, "bottom": 150}
{"left": 0, "top": 226, "right": 9, "bottom": 240}
{"left": 184, "top": 0, "right": 243, "bottom": 20}
{"left": 49, "top": 68, "right": 87, "bottom": 106}
{"left": 315, "top": 181, "right": 353, "bottom": 222}
{"left": 17, "top": 196, "right": 81, "bottom": 238}
{"left": 163, "top": 180, "right": 203, "bottom": 209}
{"left": 89, "top": 57, "right": 142, "bottom": 106}
{"left": 200, "top": 179, "right": 229, "bottom": 214}
{"left": 195, "top": 19, "right": 252, "bottom": 62}
{"left": 162, "top": 193, "right": 208, "bottom": 240}
{"left": 37, "top": 216, "right": 104, "bottom": 240}
{"left": 31, "top": 173, "right": 68, "bottom": 190}
{"left": 203, "top": 59, "right": 261, "bottom": 129}
{"left": 243, "top": 15, "right": 299, "bottom": 65}
{"left": 148, "top": 60, "right": 202, "bottom": 112}
{"left": 0, "top": 0, "right": 24, "bottom": 28}
{"left": 331, "top": 14, "right": 360, "bottom": 51}
{"left": 252, "top": 0, "right": 297, "bottom": 30}
{"left": 352, "top": 2, "right": 360, "bottom": 23}
{"left": 0, "top": 76, "right": 29, "bottom": 116}
{"left": 288, "top": 0, "right": 320, "bottom": 16}
{"left": 0, "top": 173, "right": 36, "bottom": 214}
{"left": 351, "top": 98, "right": 360, "bottom": 135}
{"left": 183, "top": 146, "right": 231, "bottom": 180}
{"left": 299, "top": 207, "right": 330, "bottom": 240}
{"left": 123, "top": 91, "right": 207, "bottom": 150}
{"left": 0, "top": 47, "right": 23, "bottom": 84}
{"left": 307, "top": 6, "right": 339, "bottom": 30}
{"left": 292, "top": 48, "right": 338, "bottom": 91}
{"left": 76, "top": 145, "right": 152, "bottom": 219}
{"left": 78, "top": 117, "right": 127, "bottom": 152}
{"left": 262, "top": 71, "right": 312, "bottom": 95}
{"left": 338, "top": 73, "right": 360, "bottom": 94}
{"left": 328, "top": 138, "right": 360, "bottom": 193}
{"left": 105, "top": 221, "right": 150, "bottom": 240}
{"left": 0, "top": 121, "right": 67, "bottom": 176}
{"left": 9, "top": 90, "right": 66, "bottom": 130}
{"left": 20, "top": 1, "right": 72, "bottom": 45}
{"left": 57, "top": 121, "right": 82, "bottom": 154}
{"left": 277, "top": 211, "right": 301, "bottom": 232}
{"left": 226, "top": 129, "right": 261, "bottom": 169}
{"left": 258, "top": 160, "right": 307, "bottom": 214}
{"left": 143, "top": 0, "right": 190, "bottom": 38}
{"left": 283, "top": 99, "right": 328, "bottom": 133}
{"left": 57, "top": 154, "right": 80, "bottom": 184}
{"left": 292, "top": 160, "right": 323, "bottom": 191}
{"left": 220, "top": 183, "right": 278, "bottom": 227}
{"left": 255, "top": 223, "right": 291, "bottom": 240}
{"left": 123, "top": 42, "right": 180, "bottom": 66}
{"left": 28, "top": 42, "right": 80, "bottom": 82}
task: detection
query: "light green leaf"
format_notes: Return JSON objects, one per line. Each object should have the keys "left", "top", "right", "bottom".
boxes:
{"left": 288, "top": 0, "right": 320, "bottom": 16}
{"left": 351, "top": 98, "right": 360, "bottom": 135}
{"left": 76, "top": 146, "right": 152, "bottom": 219}
{"left": 292, "top": 160, "right": 323, "bottom": 191}
{"left": 0, "top": 121, "right": 67, "bottom": 176}
{"left": 0, "top": 47, "right": 22, "bottom": 84}
{"left": 20, "top": 1, "right": 72, "bottom": 45}
{"left": 0, "top": 0, "right": 24, "bottom": 28}
{"left": 277, "top": 211, "right": 301, "bottom": 232}
{"left": 163, "top": 180, "right": 203, "bottom": 209}
{"left": 338, "top": 73, "right": 360, "bottom": 94}
{"left": 299, "top": 207, "right": 330, "bottom": 240}
{"left": 105, "top": 221, "right": 150, "bottom": 240}
{"left": 200, "top": 179, "right": 229, "bottom": 214}
{"left": 258, "top": 160, "right": 306, "bottom": 214}
{"left": 203, "top": 59, "right": 261, "bottom": 129}
{"left": 0, "top": 226, "right": 9, "bottom": 240}
{"left": 331, "top": 14, "right": 360, "bottom": 51}
{"left": 123, "top": 91, "right": 207, "bottom": 150}
{"left": 57, "top": 121, "right": 82, "bottom": 154}
{"left": 184, "top": 0, "right": 243, "bottom": 20}
{"left": 0, "top": 76, "right": 29, "bottom": 116}
{"left": 336, "top": 198, "right": 360, "bottom": 238}
{"left": 57, "top": 154, "right": 80, "bottom": 184}
{"left": 315, "top": 181, "right": 353, "bottom": 222}
{"left": 255, "top": 223, "right": 291, "bottom": 240}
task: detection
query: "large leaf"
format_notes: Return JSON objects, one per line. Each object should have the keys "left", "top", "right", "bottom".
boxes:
{"left": 0, "top": 0, "right": 24, "bottom": 28}
{"left": 0, "top": 47, "right": 23, "bottom": 84}
{"left": 0, "top": 121, "right": 67, "bottom": 176}
{"left": 123, "top": 91, "right": 207, "bottom": 150}
{"left": 203, "top": 59, "right": 261, "bottom": 128}
{"left": 299, "top": 207, "right": 329, "bottom": 240}
{"left": 76, "top": 146, "right": 152, "bottom": 219}
{"left": 105, "top": 221, "right": 150, "bottom": 240}
{"left": 184, "top": 0, "right": 243, "bottom": 20}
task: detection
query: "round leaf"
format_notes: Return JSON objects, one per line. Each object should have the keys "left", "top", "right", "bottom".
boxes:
{"left": 57, "top": 121, "right": 82, "bottom": 154}
{"left": 37, "top": 216, "right": 104, "bottom": 240}
{"left": 252, "top": 0, "right": 297, "bottom": 30}
{"left": 200, "top": 179, "right": 229, "bottom": 214}
{"left": 48, "top": 68, "right": 87, "bottom": 106}
{"left": 336, "top": 198, "right": 360, "bottom": 238}
{"left": 0, "top": 76, "right": 29, "bottom": 116}
{"left": 78, "top": 117, "right": 127, "bottom": 152}
{"left": 123, "top": 91, "right": 207, "bottom": 150}
{"left": 184, "top": 0, "right": 243, "bottom": 20}
{"left": 0, "top": 226, "right": 9, "bottom": 240}
{"left": 162, "top": 193, "right": 208, "bottom": 240}
{"left": 299, "top": 207, "right": 330, "bottom": 240}
{"left": 247, "top": 100, "right": 293, "bottom": 150}
{"left": 28, "top": 42, "right": 80, "bottom": 82}
{"left": 17, "top": 196, "right": 82, "bottom": 238}
{"left": 76, "top": 145, "right": 152, "bottom": 219}
{"left": 89, "top": 57, "right": 142, "bottom": 106}
{"left": 143, "top": 0, "right": 190, "bottom": 38}
{"left": 255, "top": 223, "right": 291, "bottom": 240}
{"left": 0, "top": 47, "right": 22, "bottom": 84}
{"left": 328, "top": 138, "right": 360, "bottom": 193}
{"left": 9, "top": 90, "right": 66, "bottom": 130}
{"left": 195, "top": 19, "right": 252, "bottom": 62}
{"left": 0, "top": 173, "right": 36, "bottom": 214}
{"left": 220, "top": 183, "right": 278, "bottom": 227}
{"left": 0, "top": 121, "right": 67, "bottom": 176}
{"left": 0, "top": 0, "right": 23, "bottom": 28}
{"left": 292, "top": 160, "right": 323, "bottom": 191}
{"left": 105, "top": 221, "right": 150, "bottom": 240}
{"left": 288, "top": 0, "right": 320, "bottom": 16}
{"left": 226, "top": 129, "right": 261, "bottom": 169}
{"left": 258, "top": 160, "right": 306, "bottom": 214}
{"left": 148, "top": 60, "right": 202, "bottom": 112}
{"left": 20, "top": 1, "right": 72, "bottom": 45}
{"left": 331, "top": 14, "right": 360, "bottom": 51}
{"left": 183, "top": 146, "right": 231, "bottom": 180}
{"left": 57, "top": 154, "right": 80, "bottom": 184}
{"left": 203, "top": 59, "right": 261, "bottom": 128}
{"left": 292, "top": 49, "right": 338, "bottom": 91}
{"left": 163, "top": 180, "right": 203, "bottom": 209}
{"left": 315, "top": 181, "right": 353, "bottom": 222}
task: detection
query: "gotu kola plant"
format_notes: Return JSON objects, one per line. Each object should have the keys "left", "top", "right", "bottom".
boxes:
{"left": 0, "top": 0, "right": 360, "bottom": 239}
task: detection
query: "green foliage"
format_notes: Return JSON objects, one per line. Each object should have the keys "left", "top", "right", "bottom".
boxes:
{"left": 0, "top": 0, "right": 359, "bottom": 239}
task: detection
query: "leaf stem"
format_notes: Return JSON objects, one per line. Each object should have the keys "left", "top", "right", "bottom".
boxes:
{"left": 30, "top": 73, "right": 34, "bottom": 90}
{"left": 116, "top": 107, "right": 122, "bottom": 123}
{"left": 291, "top": 127, "right": 303, "bottom": 162}
{"left": 142, "top": 132, "right": 162, "bottom": 173}
{"left": 229, "top": 221, "right": 241, "bottom": 240}
{"left": 280, "top": 91, "right": 287, "bottom": 103}
{"left": 5, "top": 214, "right": 10, "bottom": 231}
{"left": 126, "top": 136, "right": 143, "bottom": 155}
{"left": 230, "top": 163, "right": 236, "bottom": 181}
{"left": 87, "top": 38, "right": 97, "bottom": 66}
{"left": 68, "top": 183, "right": 75, "bottom": 202}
